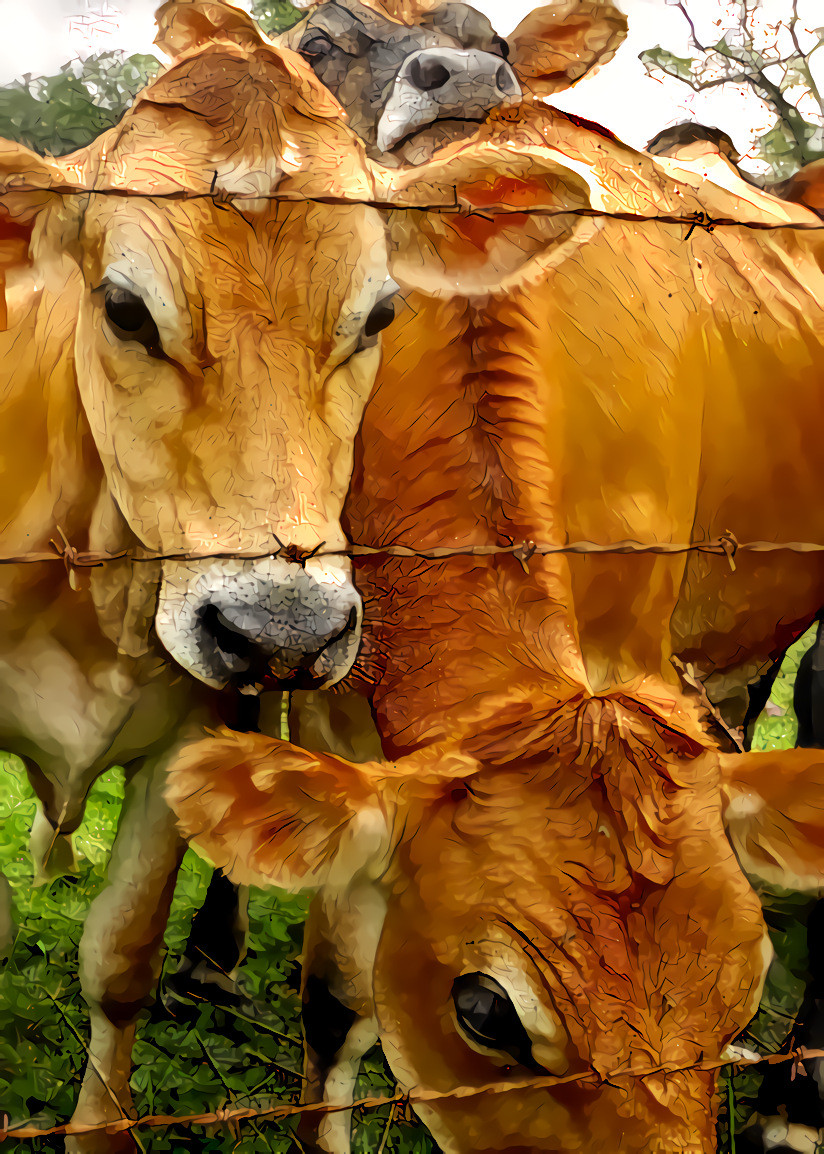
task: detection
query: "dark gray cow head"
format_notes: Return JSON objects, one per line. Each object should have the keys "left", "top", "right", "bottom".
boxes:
{"left": 278, "top": 0, "right": 629, "bottom": 163}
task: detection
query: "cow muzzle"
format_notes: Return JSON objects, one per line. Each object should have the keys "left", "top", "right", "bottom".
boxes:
{"left": 376, "top": 48, "right": 520, "bottom": 154}
{"left": 154, "top": 556, "right": 362, "bottom": 690}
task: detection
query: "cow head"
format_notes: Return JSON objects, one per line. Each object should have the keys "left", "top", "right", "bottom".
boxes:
{"left": 158, "top": 0, "right": 627, "bottom": 164}
{"left": 0, "top": 15, "right": 404, "bottom": 691}
{"left": 167, "top": 712, "right": 824, "bottom": 1151}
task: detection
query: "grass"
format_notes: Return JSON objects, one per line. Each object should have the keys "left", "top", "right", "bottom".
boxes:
{"left": 0, "top": 630, "right": 818, "bottom": 1152}
{"left": 0, "top": 757, "right": 432, "bottom": 1152}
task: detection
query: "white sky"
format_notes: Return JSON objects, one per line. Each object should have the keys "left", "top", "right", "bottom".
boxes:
{"left": 0, "top": 0, "right": 821, "bottom": 170}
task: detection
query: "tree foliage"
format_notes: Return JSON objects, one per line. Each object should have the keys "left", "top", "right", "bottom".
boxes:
{"left": 0, "top": 1, "right": 301, "bottom": 157}
{"left": 641, "top": 0, "right": 824, "bottom": 178}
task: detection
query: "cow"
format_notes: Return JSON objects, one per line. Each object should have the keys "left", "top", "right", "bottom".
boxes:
{"left": 780, "top": 157, "right": 824, "bottom": 217}
{"left": 0, "top": 0, "right": 630, "bottom": 1146}
{"left": 0, "top": 25, "right": 394, "bottom": 1150}
{"left": 168, "top": 88, "right": 824, "bottom": 1152}
{"left": 152, "top": 0, "right": 627, "bottom": 1020}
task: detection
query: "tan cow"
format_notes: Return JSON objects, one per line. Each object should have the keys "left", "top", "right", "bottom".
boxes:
{"left": 0, "top": 24, "right": 394, "bottom": 1148}
{"left": 169, "top": 94, "right": 824, "bottom": 1152}
{"left": 1, "top": 2, "right": 628, "bottom": 1146}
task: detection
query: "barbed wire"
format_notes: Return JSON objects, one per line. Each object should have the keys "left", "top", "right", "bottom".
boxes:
{"left": 3, "top": 1044, "right": 822, "bottom": 1141}
{"left": 6, "top": 529, "right": 824, "bottom": 576}
{"left": 2, "top": 181, "right": 824, "bottom": 231}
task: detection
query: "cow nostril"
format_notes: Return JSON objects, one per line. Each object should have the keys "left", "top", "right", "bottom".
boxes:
{"left": 496, "top": 64, "right": 510, "bottom": 91}
{"left": 200, "top": 604, "right": 259, "bottom": 661}
{"left": 410, "top": 56, "right": 451, "bottom": 92}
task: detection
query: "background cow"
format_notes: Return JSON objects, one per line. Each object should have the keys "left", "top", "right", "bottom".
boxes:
{"left": 169, "top": 90, "right": 824, "bottom": 1151}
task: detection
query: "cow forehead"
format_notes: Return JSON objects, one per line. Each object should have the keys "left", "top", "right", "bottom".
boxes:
{"left": 79, "top": 197, "right": 389, "bottom": 334}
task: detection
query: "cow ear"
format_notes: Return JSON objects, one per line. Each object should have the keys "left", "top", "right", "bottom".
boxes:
{"left": 719, "top": 749, "right": 824, "bottom": 895}
{"left": 155, "top": 0, "right": 270, "bottom": 58}
{"left": 166, "top": 731, "right": 396, "bottom": 891}
{"left": 0, "top": 140, "right": 85, "bottom": 330}
{"left": 380, "top": 121, "right": 598, "bottom": 297}
{"left": 507, "top": 1, "right": 628, "bottom": 96}
{"left": 779, "top": 159, "right": 824, "bottom": 218}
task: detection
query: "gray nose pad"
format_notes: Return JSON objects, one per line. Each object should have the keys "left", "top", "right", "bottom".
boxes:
{"left": 377, "top": 48, "right": 521, "bottom": 153}
{"left": 200, "top": 601, "right": 358, "bottom": 686}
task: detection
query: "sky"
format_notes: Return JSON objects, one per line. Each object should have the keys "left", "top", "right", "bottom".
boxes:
{"left": 0, "top": 0, "right": 820, "bottom": 171}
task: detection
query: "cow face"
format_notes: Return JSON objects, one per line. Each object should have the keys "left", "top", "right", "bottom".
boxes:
{"left": 169, "top": 720, "right": 818, "bottom": 1152}
{"left": 281, "top": 0, "right": 519, "bottom": 162}
{"left": 0, "top": 31, "right": 400, "bottom": 691}
{"left": 75, "top": 193, "right": 392, "bottom": 689}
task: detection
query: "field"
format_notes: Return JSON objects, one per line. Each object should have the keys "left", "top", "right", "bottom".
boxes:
{"left": 0, "top": 630, "right": 816, "bottom": 1152}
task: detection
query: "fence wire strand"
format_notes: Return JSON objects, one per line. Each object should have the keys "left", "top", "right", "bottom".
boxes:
{"left": 2, "top": 1045, "right": 823, "bottom": 1141}
{"left": 4, "top": 529, "right": 824, "bottom": 573}
{"left": 2, "top": 182, "right": 824, "bottom": 231}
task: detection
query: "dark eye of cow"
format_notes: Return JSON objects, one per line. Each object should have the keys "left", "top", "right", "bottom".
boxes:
{"left": 103, "top": 285, "right": 160, "bottom": 351}
{"left": 452, "top": 973, "right": 543, "bottom": 1071}
{"left": 363, "top": 297, "right": 396, "bottom": 338}
{"left": 299, "top": 32, "right": 335, "bottom": 61}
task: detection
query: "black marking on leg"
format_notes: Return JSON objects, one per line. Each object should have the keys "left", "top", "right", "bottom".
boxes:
{"left": 302, "top": 974, "right": 358, "bottom": 1073}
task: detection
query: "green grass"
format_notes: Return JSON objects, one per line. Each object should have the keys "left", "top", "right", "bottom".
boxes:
{"left": 0, "top": 758, "right": 432, "bottom": 1152}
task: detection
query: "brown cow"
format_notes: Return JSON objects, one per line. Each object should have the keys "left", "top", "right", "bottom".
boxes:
{"left": 169, "top": 97, "right": 824, "bottom": 1151}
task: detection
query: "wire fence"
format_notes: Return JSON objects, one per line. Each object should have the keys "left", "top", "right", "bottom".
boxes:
{"left": 3, "top": 1045, "right": 823, "bottom": 1141}
{"left": 3, "top": 179, "right": 824, "bottom": 231}
{"left": 9, "top": 528, "right": 824, "bottom": 578}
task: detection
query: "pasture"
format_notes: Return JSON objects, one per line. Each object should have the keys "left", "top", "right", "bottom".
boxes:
{"left": 0, "top": 632, "right": 815, "bottom": 1152}
{"left": 0, "top": 738, "right": 431, "bottom": 1152}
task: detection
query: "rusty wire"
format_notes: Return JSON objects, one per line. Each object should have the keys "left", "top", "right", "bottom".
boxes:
{"left": 4, "top": 529, "right": 824, "bottom": 575}
{"left": 2, "top": 182, "right": 824, "bottom": 231}
{"left": 2, "top": 1045, "right": 823, "bottom": 1141}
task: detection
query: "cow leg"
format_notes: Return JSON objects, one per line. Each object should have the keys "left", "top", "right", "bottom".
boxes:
{"left": 295, "top": 886, "right": 385, "bottom": 1154}
{"left": 68, "top": 751, "right": 188, "bottom": 1153}
{"left": 164, "top": 870, "right": 250, "bottom": 1010}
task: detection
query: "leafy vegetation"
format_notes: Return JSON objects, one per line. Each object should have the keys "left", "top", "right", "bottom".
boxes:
{"left": 641, "top": 0, "right": 824, "bottom": 178}
{"left": 0, "top": 755, "right": 430, "bottom": 1151}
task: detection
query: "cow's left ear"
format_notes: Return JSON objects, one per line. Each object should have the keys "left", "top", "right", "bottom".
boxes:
{"left": 719, "top": 749, "right": 824, "bottom": 894}
{"left": 155, "top": 0, "right": 270, "bottom": 58}
{"left": 506, "top": 1, "right": 628, "bottom": 96}
{"left": 0, "top": 140, "right": 87, "bottom": 330}
{"left": 166, "top": 731, "right": 397, "bottom": 891}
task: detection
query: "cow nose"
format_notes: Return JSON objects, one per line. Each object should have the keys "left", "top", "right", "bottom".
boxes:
{"left": 200, "top": 600, "right": 357, "bottom": 686}
{"left": 376, "top": 48, "right": 521, "bottom": 154}
{"left": 154, "top": 557, "right": 363, "bottom": 691}
{"left": 409, "top": 54, "right": 451, "bottom": 92}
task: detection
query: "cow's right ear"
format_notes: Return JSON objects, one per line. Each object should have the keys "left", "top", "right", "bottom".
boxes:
{"left": 154, "top": 0, "right": 270, "bottom": 58}
{"left": 507, "top": 1, "right": 628, "bottom": 97}
{"left": 0, "top": 140, "right": 85, "bottom": 330}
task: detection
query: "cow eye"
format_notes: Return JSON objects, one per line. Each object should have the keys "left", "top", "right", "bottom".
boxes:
{"left": 103, "top": 285, "right": 160, "bottom": 351}
{"left": 299, "top": 32, "right": 334, "bottom": 60}
{"left": 363, "top": 296, "right": 396, "bottom": 338}
{"left": 452, "top": 973, "right": 542, "bottom": 1071}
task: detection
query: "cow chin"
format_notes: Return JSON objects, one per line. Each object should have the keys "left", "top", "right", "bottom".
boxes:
{"left": 153, "top": 556, "right": 362, "bottom": 691}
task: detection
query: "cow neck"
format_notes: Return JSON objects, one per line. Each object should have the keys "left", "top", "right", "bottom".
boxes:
{"left": 0, "top": 267, "right": 107, "bottom": 571}
{"left": 348, "top": 287, "right": 590, "bottom": 749}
